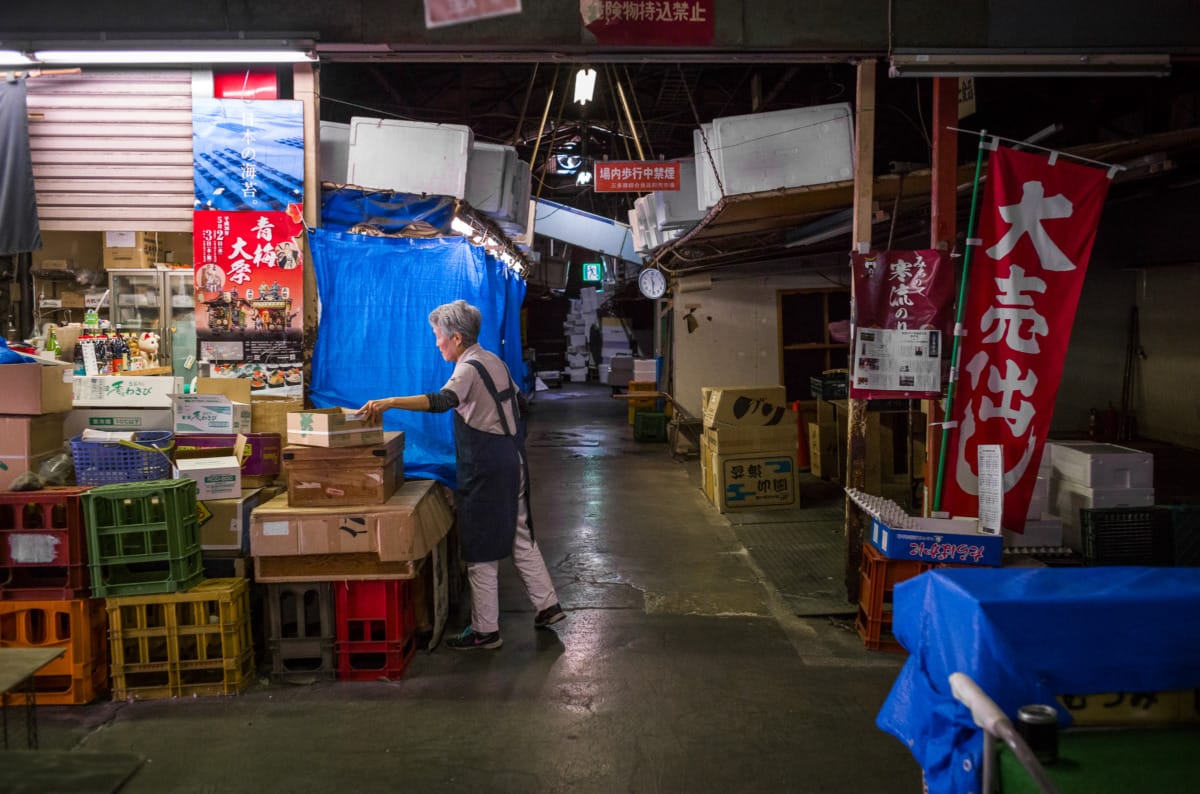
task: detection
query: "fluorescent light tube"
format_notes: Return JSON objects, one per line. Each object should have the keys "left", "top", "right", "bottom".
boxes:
{"left": 36, "top": 49, "right": 315, "bottom": 65}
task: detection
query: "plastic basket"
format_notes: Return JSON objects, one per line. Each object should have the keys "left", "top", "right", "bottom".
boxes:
{"left": 1079, "top": 506, "right": 1173, "bottom": 566}
{"left": 70, "top": 432, "right": 175, "bottom": 487}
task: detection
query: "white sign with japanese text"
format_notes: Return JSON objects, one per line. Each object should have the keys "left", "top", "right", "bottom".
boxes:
{"left": 852, "top": 328, "right": 942, "bottom": 394}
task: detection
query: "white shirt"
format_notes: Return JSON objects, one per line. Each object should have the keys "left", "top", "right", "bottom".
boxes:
{"left": 441, "top": 344, "right": 518, "bottom": 436}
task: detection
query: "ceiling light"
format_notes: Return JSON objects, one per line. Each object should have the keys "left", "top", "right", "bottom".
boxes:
{"left": 576, "top": 169, "right": 593, "bottom": 187}
{"left": 574, "top": 67, "right": 596, "bottom": 105}
{"left": 888, "top": 53, "right": 1170, "bottom": 78}
{"left": 0, "top": 50, "right": 35, "bottom": 66}
{"left": 34, "top": 49, "right": 316, "bottom": 65}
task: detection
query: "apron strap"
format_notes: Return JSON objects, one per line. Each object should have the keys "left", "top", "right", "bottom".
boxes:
{"left": 463, "top": 358, "right": 519, "bottom": 438}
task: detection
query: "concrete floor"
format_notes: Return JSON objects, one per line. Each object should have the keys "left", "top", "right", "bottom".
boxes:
{"left": 28, "top": 384, "right": 923, "bottom": 793}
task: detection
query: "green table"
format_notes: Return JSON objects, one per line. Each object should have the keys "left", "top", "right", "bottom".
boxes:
{"left": 998, "top": 727, "right": 1200, "bottom": 793}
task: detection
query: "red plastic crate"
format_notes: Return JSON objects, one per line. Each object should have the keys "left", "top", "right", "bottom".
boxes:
{"left": 334, "top": 580, "right": 417, "bottom": 681}
{"left": 858, "top": 542, "right": 934, "bottom": 621}
{"left": 0, "top": 487, "right": 91, "bottom": 600}
{"left": 0, "top": 597, "right": 109, "bottom": 704}
{"left": 855, "top": 605, "right": 903, "bottom": 653}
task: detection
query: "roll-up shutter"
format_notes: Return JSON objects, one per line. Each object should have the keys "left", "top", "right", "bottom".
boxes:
{"left": 25, "top": 70, "right": 194, "bottom": 232}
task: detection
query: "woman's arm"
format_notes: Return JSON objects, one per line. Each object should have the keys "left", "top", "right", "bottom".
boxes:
{"left": 356, "top": 394, "right": 431, "bottom": 422}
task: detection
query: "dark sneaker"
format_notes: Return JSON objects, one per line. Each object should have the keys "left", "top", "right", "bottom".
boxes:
{"left": 534, "top": 603, "right": 566, "bottom": 629}
{"left": 447, "top": 628, "right": 502, "bottom": 650}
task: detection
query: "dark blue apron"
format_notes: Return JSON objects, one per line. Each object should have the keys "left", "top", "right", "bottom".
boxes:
{"left": 453, "top": 358, "right": 532, "bottom": 563}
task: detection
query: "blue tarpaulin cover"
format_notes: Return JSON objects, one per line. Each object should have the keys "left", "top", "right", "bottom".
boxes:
{"left": 308, "top": 229, "right": 526, "bottom": 487}
{"left": 877, "top": 567, "right": 1200, "bottom": 794}
{"left": 321, "top": 187, "right": 455, "bottom": 235}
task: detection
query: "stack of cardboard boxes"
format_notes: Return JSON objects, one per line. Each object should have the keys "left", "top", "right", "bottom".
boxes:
{"left": 1, "top": 362, "right": 74, "bottom": 489}
{"left": 699, "top": 385, "right": 799, "bottom": 514}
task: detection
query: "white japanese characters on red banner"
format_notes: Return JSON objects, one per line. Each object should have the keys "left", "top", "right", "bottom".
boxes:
{"left": 594, "top": 161, "right": 682, "bottom": 192}
{"left": 942, "top": 144, "right": 1112, "bottom": 531}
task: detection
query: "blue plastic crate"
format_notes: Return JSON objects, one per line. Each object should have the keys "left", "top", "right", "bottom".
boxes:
{"left": 70, "top": 431, "right": 174, "bottom": 486}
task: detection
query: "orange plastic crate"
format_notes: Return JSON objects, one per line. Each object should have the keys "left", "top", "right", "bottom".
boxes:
{"left": 0, "top": 597, "right": 109, "bottom": 704}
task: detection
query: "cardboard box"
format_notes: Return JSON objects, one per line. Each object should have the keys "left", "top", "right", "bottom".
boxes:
{"left": 701, "top": 385, "right": 789, "bottom": 429}
{"left": 704, "top": 418, "right": 798, "bottom": 454}
{"left": 1004, "top": 515, "right": 1064, "bottom": 549}
{"left": 869, "top": 515, "right": 1002, "bottom": 566}
{"left": 0, "top": 451, "right": 57, "bottom": 491}
{"left": 283, "top": 432, "right": 405, "bottom": 508}
{"left": 103, "top": 231, "right": 161, "bottom": 270}
{"left": 286, "top": 408, "right": 383, "bottom": 448}
{"left": 808, "top": 422, "right": 839, "bottom": 479}
{"left": 197, "top": 376, "right": 251, "bottom": 403}
{"left": 198, "top": 488, "right": 262, "bottom": 554}
{"left": 1048, "top": 441, "right": 1154, "bottom": 490}
{"left": 64, "top": 407, "right": 173, "bottom": 438}
{"left": 171, "top": 393, "right": 252, "bottom": 434}
{"left": 251, "top": 395, "right": 304, "bottom": 438}
{"left": 250, "top": 479, "right": 451, "bottom": 563}
{"left": 175, "top": 432, "right": 281, "bottom": 477}
{"left": 699, "top": 433, "right": 715, "bottom": 505}
{"left": 72, "top": 376, "right": 182, "bottom": 408}
{"left": 709, "top": 448, "right": 798, "bottom": 514}
{"left": 0, "top": 413, "right": 66, "bottom": 458}
{"left": 176, "top": 453, "right": 243, "bottom": 500}
{"left": 3, "top": 363, "right": 75, "bottom": 415}
{"left": 36, "top": 257, "right": 74, "bottom": 271}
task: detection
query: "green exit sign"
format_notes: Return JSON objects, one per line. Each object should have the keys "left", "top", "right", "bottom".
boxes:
{"left": 581, "top": 262, "right": 603, "bottom": 282}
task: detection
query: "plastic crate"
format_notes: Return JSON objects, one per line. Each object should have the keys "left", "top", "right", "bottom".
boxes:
{"left": 1166, "top": 505, "right": 1200, "bottom": 567}
{"left": 0, "top": 597, "right": 108, "bottom": 705}
{"left": 334, "top": 580, "right": 417, "bottom": 681}
{"left": 106, "top": 578, "right": 255, "bottom": 700}
{"left": 70, "top": 431, "right": 174, "bottom": 486}
{"left": 266, "top": 582, "right": 337, "bottom": 682}
{"left": 1080, "top": 506, "right": 1174, "bottom": 566}
{"left": 856, "top": 605, "right": 903, "bottom": 653}
{"left": 858, "top": 542, "right": 933, "bottom": 624}
{"left": 83, "top": 480, "right": 204, "bottom": 597}
{"left": 0, "top": 487, "right": 91, "bottom": 600}
{"left": 633, "top": 411, "right": 668, "bottom": 443}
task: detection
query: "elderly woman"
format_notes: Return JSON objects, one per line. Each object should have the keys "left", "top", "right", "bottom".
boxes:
{"left": 358, "top": 300, "right": 565, "bottom": 650}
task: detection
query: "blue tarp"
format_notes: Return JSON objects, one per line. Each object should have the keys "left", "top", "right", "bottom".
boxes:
{"left": 308, "top": 229, "right": 526, "bottom": 487}
{"left": 877, "top": 567, "right": 1200, "bottom": 794}
{"left": 321, "top": 187, "right": 455, "bottom": 235}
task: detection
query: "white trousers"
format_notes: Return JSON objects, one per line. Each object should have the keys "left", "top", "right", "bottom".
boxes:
{"left": 466, "top": 465, "right": 558, "bottom": 634}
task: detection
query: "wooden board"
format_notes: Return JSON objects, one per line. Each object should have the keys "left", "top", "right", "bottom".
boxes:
{"left": 254, "top": 552, "right": 424, "bottom": 582}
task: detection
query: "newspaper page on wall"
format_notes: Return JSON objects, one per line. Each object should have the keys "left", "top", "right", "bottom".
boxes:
{"left": 852, "top": 328, "right": 942, "bottom": 397}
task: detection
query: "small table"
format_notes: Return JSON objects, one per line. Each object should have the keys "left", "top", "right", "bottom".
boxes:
{"left": 0, "top": 647, "right": 67, "bottom": 750}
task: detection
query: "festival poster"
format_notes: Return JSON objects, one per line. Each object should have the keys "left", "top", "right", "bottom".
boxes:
{"left": 941, "top": 144, "right": 1112, "bottom": 531}
{"left": 193, "top": 209, "right": 306, "bottom": 396}
{"left": 192, "top": 98, "right": 304, "bottom": 212}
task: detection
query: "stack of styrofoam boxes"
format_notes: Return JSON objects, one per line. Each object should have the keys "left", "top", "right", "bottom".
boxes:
{"left": 600, "top": 318, "right": 632, "bottom": 387}
{"left": 1047, "top": 441, "right": 1154, "bottom": 553}
{"left": 633, "top": 357, "right": 658, "bottom": 386}
{"left": 1003, "top": 447, "right": 1065, "bottom": 550}
{"left": 562, "top": 287, "right": 600, "bottom": 383}
{"left": 345, "top": 117, "right": 474, "bottom": 199}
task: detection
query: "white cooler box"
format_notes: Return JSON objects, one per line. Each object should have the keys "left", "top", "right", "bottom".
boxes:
{"left": 1048, "top": 441, "right": 1153, "bottom": 489}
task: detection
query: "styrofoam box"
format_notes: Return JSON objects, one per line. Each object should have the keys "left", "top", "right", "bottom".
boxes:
{"left": 1050, "top": 477, "right": 1155, "bottom": 530}
{"left": 466, "top": 141, "right": 517, "bottom": 215}
{"left": 1004, "top": 514, "right": 1064, "bottom": 548}
{"left": 694, "top": 124, "right": 721, "bottom": 209}
{"left": 347, "top": 117, "right": 474, "bottom": 198}
{"left": 1048, "top": 441, "right": 1153, "bottom": 489}
{"left": 710, "top": 102, "right": 855, "bottom": 198}
{"left": 653, "top": 157, "right": 704, "bottom": 230}
{"left": 319, "top": 121, "right": 350, "bottom": 184}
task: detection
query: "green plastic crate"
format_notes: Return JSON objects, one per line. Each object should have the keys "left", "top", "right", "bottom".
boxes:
{"left": 89, "top": 551, "right": 204, "bottom": 598}
{"left": 633, "top": 411, "right": 668, "bottom": 442}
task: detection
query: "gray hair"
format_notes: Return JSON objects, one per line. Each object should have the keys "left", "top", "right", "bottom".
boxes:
{"left": 428, "top": 300, "right": 481, "bottom": 347}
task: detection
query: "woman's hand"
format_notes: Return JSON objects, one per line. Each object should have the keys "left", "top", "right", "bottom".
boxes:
{"left": 355, "top": 398, "right": 392, "bottom": 422}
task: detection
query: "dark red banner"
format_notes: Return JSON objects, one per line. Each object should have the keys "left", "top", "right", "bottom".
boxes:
{"left": 942, "top": 145, "right": 1112, "bottom": 531}
{"left": 581, "top": 0, "right": 714, "bottom": 46}
{"left": 594, "top": 160, "right": 682, "bottom": 192}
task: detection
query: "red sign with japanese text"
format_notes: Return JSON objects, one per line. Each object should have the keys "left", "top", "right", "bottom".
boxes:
{"left": 425, "top": 0, "right": 522, "bottom": 28}
{"left": 193, "top": 208, "right": 306, "bottom": 396}
{"left": 594, "top": 161, "right": 682, "bottom": 192}
{"left": 850, "top": 249, "right": 954, "bottom": 399}
{"left": 942, "top": 145, "right": 1111, "bottom": 531}
{"left": 581, "top": 0, "right": 714, "bottom": 45}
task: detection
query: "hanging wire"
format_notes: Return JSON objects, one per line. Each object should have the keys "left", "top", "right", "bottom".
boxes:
{"left": 948, "top": 127, "right": 1127, "bottom": 171}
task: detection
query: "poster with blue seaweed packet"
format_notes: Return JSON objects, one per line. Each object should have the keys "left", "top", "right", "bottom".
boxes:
{"left": 193, "top": 98, "right": 304, "bottom": 212}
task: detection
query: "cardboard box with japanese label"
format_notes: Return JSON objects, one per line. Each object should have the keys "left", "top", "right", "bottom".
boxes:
{"left": 869, "top": 515, "right": 1002, "bottom": 566}
{"left": 704, "top": 447, "right": 798, "bottom": 514}
{"left": 197, "top": 488, "right": 262, "bottom": 554}
{"left": 701, "top": 385, "right": 789, "bottom": 430}
{"left": 3, "top": 363, "right": 75, "bottom": 415}
{"left": 64, "top": 407, "right": 173, "bottom": 439}
{"left": 102, "top": 230, "right": 161, "bottom": 269}
{"left": 171, "top": 393, "right": 252, "bottom": 434}
{"left": 286, "top": 408, "right": 383, "bottom": 448}
{"left": 72, "top": 376, "right": 182, "bottom": 408}
{"left": 174, "top": 439, "right": 246, "bottom": 500}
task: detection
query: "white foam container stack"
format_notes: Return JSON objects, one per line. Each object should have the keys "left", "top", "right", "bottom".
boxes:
{"left": 710, "top": 102, "right": 855, "bottom": 197}
{"left": 1048, "top": 441, "right": 1154, "bottom": 489}
{"left": 497, "top": 160, "right": 532, "bottom": 236}
{"left": 653, "top": 157, "right": 704, "bottom": 230}
{"left": 347, "top": 117, "right": 474, "bottom": 198}
{"left": 319, "top": 121, "right": 350, "bottom": 184}
{"left": 693, "top": 124, "right": 721, "bottom": 209}
{"left": 466, "top": 141, "right": 518, "bottom": 215}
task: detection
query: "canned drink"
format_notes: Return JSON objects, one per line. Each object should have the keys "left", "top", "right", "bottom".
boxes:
{"left": 1017, "top": 704, "right": 1059, "bottom": 764}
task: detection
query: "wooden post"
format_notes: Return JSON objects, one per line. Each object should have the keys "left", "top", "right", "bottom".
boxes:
{"left": 294, "top": 62, "right": 321, "bottom": 408}
{"left": 925, "top": 78, "right": 959, "bottom": 514}
{"left": 844, "top": 59, "right": 876, "bottom": 602}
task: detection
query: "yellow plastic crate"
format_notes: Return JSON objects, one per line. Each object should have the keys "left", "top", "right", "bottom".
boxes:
{"left": 110, "top": 649, "right": 255, "bottom": 701}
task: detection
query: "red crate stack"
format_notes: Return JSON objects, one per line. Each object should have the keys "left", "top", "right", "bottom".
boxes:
{"left": 0, "top": 597, "right": 108, "bottom": 705}
{"left": 0, "top": 487, "right": 91, "bottom": 600}
{"left": 334, "top": 580, "right": 417, "bottom": 680}
{"left": 856, "top": 542, "right": 935, "bottom": 653}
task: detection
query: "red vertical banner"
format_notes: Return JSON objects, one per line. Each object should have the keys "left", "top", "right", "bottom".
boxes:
{"left": 942, "top": 145, "right": 1112, "bottom": 530}
{"left": 193, "top": 208, "right": 306, "bottom": 396}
